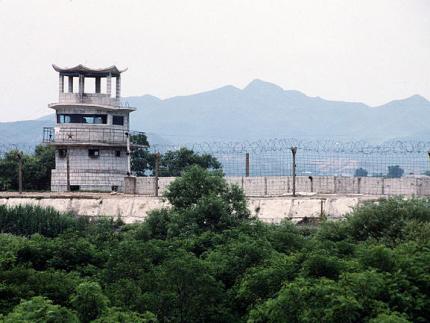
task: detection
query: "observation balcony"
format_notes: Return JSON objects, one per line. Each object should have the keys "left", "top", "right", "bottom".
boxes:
{"left": 58, "top": 93, "right": 120, "bottom": 107}
{"left": 43, "top": 127, "right": 147, "bottom": 148}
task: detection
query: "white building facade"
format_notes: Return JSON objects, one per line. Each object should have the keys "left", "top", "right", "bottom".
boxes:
{"left": 44, "top": 65, "right": 139, "bottom": 192}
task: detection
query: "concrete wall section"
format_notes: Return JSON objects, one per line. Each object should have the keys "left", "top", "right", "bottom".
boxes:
{"left": 51, "top": 170, "right": 125, "bottom": 192}
{"left": 126, "top": 175, "right": 430, "bottom": 197}
{"left": 0, "top": 193, "right": 380, "bottom": 224}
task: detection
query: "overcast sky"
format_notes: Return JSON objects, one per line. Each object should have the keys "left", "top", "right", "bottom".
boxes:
{"left": 0, "top": 0, "right": 429, "bottom": 122}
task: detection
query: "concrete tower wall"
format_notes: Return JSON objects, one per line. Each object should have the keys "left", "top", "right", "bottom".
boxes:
{"left": 47, "top": 64, "right": 136, "bottom": 193}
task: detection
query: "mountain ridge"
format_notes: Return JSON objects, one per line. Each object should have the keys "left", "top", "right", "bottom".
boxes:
{"left": 1, "top": 79, "right": 429, "bottom": 147}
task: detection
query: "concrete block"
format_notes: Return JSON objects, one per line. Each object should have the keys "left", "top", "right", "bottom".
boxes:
{"left": 6, "top": 198, "right": 39, "bottom": 208}
{"left": 243, "top": 177, "right": 266, "bottom": 196}
{"left": 266, "top": 176, "right": 289, "bottom": 196}
{"left": 248, "top": 197, "right": 292, "bottom": 223}
{"left": 384, "top": 178, "right": 417, "bottom": 196}
{"left": 324, "top": 197, "right": 358, "bottom": 219}
{"left": 124, "top": 176, "right": 136, "bottom": 194}
{"left": 39, "top": 198, "right": 72, "bottom": 213}
{"left": 288, "top": 198, "right": 323, "bottom": 220}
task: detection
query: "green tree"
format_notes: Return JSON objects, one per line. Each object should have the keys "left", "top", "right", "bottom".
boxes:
{"left": 354, "top": 167, "right": 368, "bottom": 177}
{"left": 0, "top": 149, "right": 22, "bottom": 190}
{"left": 248, "top": 278, "right": 363, "bottom": 323}
{"left": 159, "top": 147, "right": 221, "bottom": 177}
{"left": 70, "top": 282, "right": 109, "bottom": 322}
{"left": 147, "top": 166, "right": 250, "bottom": 236}
{"left": 92, "top": 307, "right": 158, "bottom": 323}
{"left": 387, "top": 165, "right": 404, "bottom": 178}
{"left": 130, "top": 132, "right": 153, "bottom": 176}
{"left": 155, "top": 251, "right": 230, "bottom": 322}
{"left": 369, "top": 312, "right": 411, "bottom": 323}
{"left": 2, "top": 296, "right": 78, "bottom": 323}
{"left": 27, "top": 145, "right": 55, "bottom": 190}
{"left": 130, "top": 139, "right": 221, "bottom": 177}
{"left": 345, "top": 198, "right": 430, "bottom": 246}
{"left": 0, "top": 145, "right": 55, "bottom": 191}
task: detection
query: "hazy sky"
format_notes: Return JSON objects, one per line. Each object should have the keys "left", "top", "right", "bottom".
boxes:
{"left": 0, "top": 0, "right": 429, "bottom": 121}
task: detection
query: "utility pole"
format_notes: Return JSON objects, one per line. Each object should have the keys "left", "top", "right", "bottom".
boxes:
{"left": 66, "top": 149, "right": 71, "bottom": 192}
{"left": 126, "top": 132, "right": 131, "bottom": 176}
{"left": 291, "top": 146, "right": 297, "bottom": 197}
{"left": 245, "top": 153, "right": 250, "bottom": 177}
{"left": 17, "top": 152, "right": 23, "bottom": 194}
{"left": 154, "top": 152, "right": 160, "bottom": 197}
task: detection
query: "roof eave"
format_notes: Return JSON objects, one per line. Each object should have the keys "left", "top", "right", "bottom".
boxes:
{"left": 52, "top": 64, "right": 127, "bottom": 77}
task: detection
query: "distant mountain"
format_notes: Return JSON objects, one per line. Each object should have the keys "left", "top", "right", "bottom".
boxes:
{"left": 1, "top": 79, "right": 430, "bottom": 148}
{"left": 127, "top": 79, "right": 430, "bottom": 143}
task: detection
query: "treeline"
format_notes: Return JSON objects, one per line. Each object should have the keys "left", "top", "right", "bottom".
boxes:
{"left": 0, "top": 145, "right": 55, "bottom": 191}
{"left": 0, "top": 166, "right": 429, "bottom": 322}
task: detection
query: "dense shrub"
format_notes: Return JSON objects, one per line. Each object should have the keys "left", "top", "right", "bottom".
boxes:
{"left": 0, "top": 169, "right": 428, "bottom": 322}
{"left": 0, "top": 205, "right": 88, "bottom": 237}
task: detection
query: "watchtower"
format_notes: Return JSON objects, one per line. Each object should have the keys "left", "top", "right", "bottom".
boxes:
{"left": 43, "top": 64, "right": 138, "bottom": 192}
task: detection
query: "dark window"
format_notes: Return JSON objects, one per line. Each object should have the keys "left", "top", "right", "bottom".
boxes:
{"left": 112, "top": 116, "right": 124, "bottom": 125}
{"left": 58, "top": 149, "right": 67, "bottom": 158}
{"left": 111, "top": 185, "right": 119, "bottom": 192}
{"left": 115, "top": 150, "right": 121, "bottom": 157}
{"left": 70, "top": 185, "right": 80, "bottom": 191}
{"left": 88, "top": 149, "right": 100, "bottom": 158}
{"left": 57, "top": 114, "right": 107, "bottom": 124}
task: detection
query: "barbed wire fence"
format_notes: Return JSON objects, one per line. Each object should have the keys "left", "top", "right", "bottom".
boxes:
{"left": 0, "top": 144, "right": 35, "bottom": 158}
{"left": 142, "top": 139, "right": 430, "bottom": 196}
{"left": 1, "top": 139, "right": 430, "bottom": 196}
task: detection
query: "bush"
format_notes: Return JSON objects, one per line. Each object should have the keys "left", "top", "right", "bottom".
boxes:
{"left": 70, "top": 282, "right": 110, "bottom": 322}
{"left": 345, "top": 198, "right": 430, "bottom": 245}
{"left": 354, "top": 168, "right": 368, "bottom": 177}
{"left": 0, "top": 188, "right": 429, "bottom": 322}
{"left": 0, "top": 205, "right": 88, "bottom": 237}
{"left": 3, "top": 296, "right": 78, "bottom": 322}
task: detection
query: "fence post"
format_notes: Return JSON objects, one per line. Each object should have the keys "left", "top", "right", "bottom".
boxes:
{"left": 308, "top": 176, "right": 313, "bottom": 193}
{"left": 245, "top": 153, "right": 250, "bottom": 177}
{"left": 17, "top": 152, "right": 23, "bottom": 194}
{"left": 126, "top": 132, "right": 131, "bottom": 176}
{"left": 154, "top": 152, "right": 160, "bottom": 197}
{"left": 291, "top": 146, "right": 297, "bottom": 197}
{"left": 66, "top": 150, "right": 71, "bottom": 192}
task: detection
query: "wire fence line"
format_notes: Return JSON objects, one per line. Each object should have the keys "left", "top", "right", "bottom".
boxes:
{"left": 2, "top": 139, "right": 430, "bottom": 196}
{"left": 122, "top": 139, "right": 430, "bottom": 197}
{"left": 0, "top": 144, "right": 35, "bottom": 157}
{"left": 145, "top": 139, "right": 430, "bottom": 178}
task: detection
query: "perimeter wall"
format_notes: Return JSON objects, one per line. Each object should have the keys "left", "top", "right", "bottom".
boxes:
{"left": 125, "top": 175, "right": 430, "bottom": 197}
{"left": 0, "top": 193, "right": 381, "bottom": 224}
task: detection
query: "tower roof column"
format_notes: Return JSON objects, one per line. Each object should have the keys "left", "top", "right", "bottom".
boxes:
{"left": 59, "top": 74, "right": 64, "bottom": 94}
{"left": 106, "top": 73, "right": 112, "bottom": 97}
{"left": 116, "top": 75, "right": 121, "bottom": 98}
{"left": 95, "top": 77, "right": 101, "bottom": 93}
{"left": 78, "top": 74, "right": 85, "bottom": 95}
{"left": 68, "top": 76, "right": 73, "bottom": 93}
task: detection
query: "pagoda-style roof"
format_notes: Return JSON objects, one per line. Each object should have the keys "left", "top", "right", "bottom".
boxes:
{"left": 52, "top": 64, "right": 127, "bottom": 77}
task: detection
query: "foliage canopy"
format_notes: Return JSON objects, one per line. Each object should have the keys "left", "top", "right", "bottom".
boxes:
{"left": 0, "top": 167, "right": 429, "bottom": 322}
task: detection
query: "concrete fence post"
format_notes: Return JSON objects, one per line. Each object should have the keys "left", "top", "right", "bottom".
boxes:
{"left": 264, "top": 177, "right": 268, "bottom": 196}
{"left": 17, "top": 152, "right": 23, "bottom": 194}
{"left": 291, "top": 147, "right": 297, "bottom": 197}
{"left": 154, "top": 152, "right": 160, "bottom": 197}
{"left": 126, "top": 132, "right": 131, "bottom": 176}
{"left": 357, "top": 177, "right": 361, "bottom": 194}
{"left": 66, "top": 150, "right": 71, "bottom": 192}
{"left": 308, "top": 176, "right": 313, "bottom": 192}
{"left": 245, "top": 153, "right": 250, "bottom": 177}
